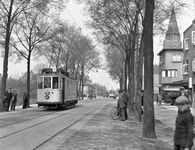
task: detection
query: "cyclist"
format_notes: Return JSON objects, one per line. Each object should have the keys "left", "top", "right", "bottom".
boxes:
{"left": 117, "top": 89, "right": 128, "bottom": 121}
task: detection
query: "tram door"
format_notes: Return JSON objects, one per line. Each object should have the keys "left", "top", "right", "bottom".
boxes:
{"left": 62, "top": 77, "right": 65, "bottom": 103}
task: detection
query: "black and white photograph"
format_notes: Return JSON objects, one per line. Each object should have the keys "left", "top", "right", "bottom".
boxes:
{"left": 0, "top": 0, "right": 195, "bottom": 149}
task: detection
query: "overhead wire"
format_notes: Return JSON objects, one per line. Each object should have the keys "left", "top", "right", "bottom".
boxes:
{"left": 65, "top": 8, "right": 80, "bottom": 27}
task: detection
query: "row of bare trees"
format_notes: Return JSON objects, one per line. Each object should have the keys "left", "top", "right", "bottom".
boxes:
{"left": 0, "top": 0, "right": 101, "bottom": 111}
{"left": 77, "top": 0, "right": 189, "bottom": 139}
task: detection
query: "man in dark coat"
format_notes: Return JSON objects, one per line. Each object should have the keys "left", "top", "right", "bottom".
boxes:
{"left": 11, "top": 89, "right": 17, "bottom": 111}
{"left": 4, "top": 88, "right": 13, "bottom": 111}
{"left": 174, "top": 96, "right": 194, "bottom": 150}
{"left": 23, "top": 92, "right": 28, "bottom": 109}
{"left": 117, "top": 90, "right": 128, "bottom": 121}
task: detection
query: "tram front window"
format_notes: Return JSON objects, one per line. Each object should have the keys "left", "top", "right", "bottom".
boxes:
{"left": 53, "top": 77, "right": 58, "bottom": 89}
{"left": 37, "top": 77, "right": 43, "bottom": 89}
{"left": 44, "top": 77, "right": 51, "bottom": 88}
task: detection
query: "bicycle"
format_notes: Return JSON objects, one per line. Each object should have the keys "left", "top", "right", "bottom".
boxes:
{"left": 110, "top": 102, "right": 137, "bottom": 120}
{"left": 110, "top": 107, "right": 120, "bottom": 120}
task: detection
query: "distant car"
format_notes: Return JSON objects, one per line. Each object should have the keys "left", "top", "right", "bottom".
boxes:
{"left": 110, "top": 93, "right": 116, "bottom": 99}
{"left": 88, "top": 94, "right": 96, "bottom": 99}
{"left": 103, "top": 93, "right": 109, "bottom": 97}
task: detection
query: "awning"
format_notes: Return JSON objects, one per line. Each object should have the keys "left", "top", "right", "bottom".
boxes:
{"left": 172, "top": 80, "right": 188, "bottom": 85}
{"left": 163, "top": 87, "right": 181, "bottom": 91}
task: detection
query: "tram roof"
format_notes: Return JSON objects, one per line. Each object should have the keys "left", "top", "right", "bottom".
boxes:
{"left": 38, "top": 72, "right": 76, "bottom": 80}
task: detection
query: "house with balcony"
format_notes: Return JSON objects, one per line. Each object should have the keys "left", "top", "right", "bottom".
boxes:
{"left": 157, "top": 9, "right": 183, "bottom": 103}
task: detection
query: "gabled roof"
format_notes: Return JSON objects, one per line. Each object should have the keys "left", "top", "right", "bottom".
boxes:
{"left": 184, "top": 19, "right": 195, "bottom": 33}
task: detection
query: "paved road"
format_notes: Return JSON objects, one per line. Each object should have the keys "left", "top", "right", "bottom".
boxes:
{"left": 0, "top": 98, "right": 113, "bottom": 150}
{"left": 0, "top": 99, "right": 193, "bottom": 150}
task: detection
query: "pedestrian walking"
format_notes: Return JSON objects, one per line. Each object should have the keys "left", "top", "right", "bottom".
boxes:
{"left": 11, "top": 89, "right": 17, "bottom": 111}
{"left": 174, "top": 95, "right": 194, "bottom": 150}
{"left": 23, "top": 92, "right": 28, "bottom": 109}
{"left": 158, "top": 94, "right": 163, "bottom": 106}
{"left": 4, "top": 88, "right": 13, "bottom": 111}
{"left": 117, "top": 89, "right": 128, "bottom": 121}
{"left": 156, "top": 94, "right": 159, "bottom": 105}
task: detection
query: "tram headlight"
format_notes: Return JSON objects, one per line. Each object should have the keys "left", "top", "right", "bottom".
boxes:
{"left": 45, "top": 95, "right": 49, "bottom": 99}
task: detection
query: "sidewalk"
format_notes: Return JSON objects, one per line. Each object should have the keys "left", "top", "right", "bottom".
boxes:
{"left": 62, "top": 101, "right": 175, "bottom": 150}
{"left": 0, "top": 104, "right": 38, "bottom": 117}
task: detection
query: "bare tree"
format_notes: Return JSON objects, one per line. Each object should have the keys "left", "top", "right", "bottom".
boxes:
{"left": 10, "top": 0, "right": 65, "bottom": 108}
{"left": 37, "top": 21, "right": 101, "bottom": 99}
{"left": 0, "top": 0, "right": 30, "bottom": 111}
{"left": 104, "top": 45, "right": 125, "bottom": 90}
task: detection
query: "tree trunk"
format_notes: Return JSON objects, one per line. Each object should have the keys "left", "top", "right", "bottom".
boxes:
{"left": 81, "top": 60, "right": 84, "bottom": 100}
{"left": 124, "top": 57, "right": 128, "bottom": 91}
{"left": 0, "top": 38, "right": 10, "bottom": 111}
{"left": 0, "top": 0, "right": 14, "bottom": 112}
{"left": 135, "top": 33, "right": 144, "bottom": 122}
{"left": 142, "top": 0, "right": 156, "bottom": 139}
{"left": 119, "top": 76, "right": 124, "bottom": 90}
{"left": 26, "top": 53, "right": 31, "bottom": 108}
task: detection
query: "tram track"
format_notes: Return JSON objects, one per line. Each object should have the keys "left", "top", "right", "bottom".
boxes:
{"left": 33, "top": 99, "right": 112, "bottom": 150}
{"left": 0, "top": 99, "right": 107, "bottom": 141}
{"left": 0, "top": 99, "right": 97, "bottom": 128}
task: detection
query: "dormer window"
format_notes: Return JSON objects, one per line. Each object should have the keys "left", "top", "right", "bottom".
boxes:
{"left": 184, "top": 38, "right": 189, "bottom": 50}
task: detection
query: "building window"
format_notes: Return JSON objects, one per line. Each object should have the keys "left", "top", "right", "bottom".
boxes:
{"left": 172, "top": 54, "right": 182, "bottom": 62}
{"left": 182, "top": 62, "right": 189, "bottom": 75}
{"left": 161, "top": 69, "right": 177, "bottom": 78}
{"left": 37, "top": 77, "right": 43, "bottom": 89}
{"left": 184, "top": 38, "right": 189, "bottom": 50}
{"left": 192, "top": 31, "right": 195, "bottom": 44}
{"left": 167, "top": 70, "right": 171, "bottom": 77}
{"left": 44, "top": 77, "right": 51, "bottom": 88}
{"left": 162, "top": 70, "right": 166, "bottom": 77}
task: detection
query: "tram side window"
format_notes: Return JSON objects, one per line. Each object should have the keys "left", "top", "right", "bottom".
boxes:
{"left": 37, "top": 77, "right": 43, "bottom": 89}
{"left": 44, "top": 77, "right": 51, "bottom": 88}
{"left": 53, "top": 77, "right": 58, "bottom": 89}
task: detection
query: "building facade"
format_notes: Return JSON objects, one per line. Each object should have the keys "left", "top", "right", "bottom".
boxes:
{"left": 158, "top": 9, "right": 183, "bottom": 103}
{"left": 182, "top": 19, "right": 195, "bottom": 101}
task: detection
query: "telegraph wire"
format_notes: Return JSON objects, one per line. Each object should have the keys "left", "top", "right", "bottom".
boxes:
{"left": 65, "top": 6, "right": 80, "bottom": 29}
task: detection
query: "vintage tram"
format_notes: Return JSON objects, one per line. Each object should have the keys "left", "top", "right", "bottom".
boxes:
{"left": 37, "top": 68, "right": 78, "bottom": 108}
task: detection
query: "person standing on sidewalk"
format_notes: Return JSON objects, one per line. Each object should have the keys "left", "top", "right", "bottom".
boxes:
{"left": 117, "top": 89, "right": 128, "bottom": 121}
{"left": 157, "top": 94, "right": 163, "bottom": 106}
{"left": 156, "top": 94, "right": 159, "bottom": 105}
{"left": 4, "top": 88, "right": 13, "bottom": 111}
{"left": 23, "top": 92, "right": 28, "bottom": 109}
{"left": 11, "top": 89, "right": 17, "bottom": 111}
{"left": 174, "top": 95, "right": 194, "bottom": 150}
